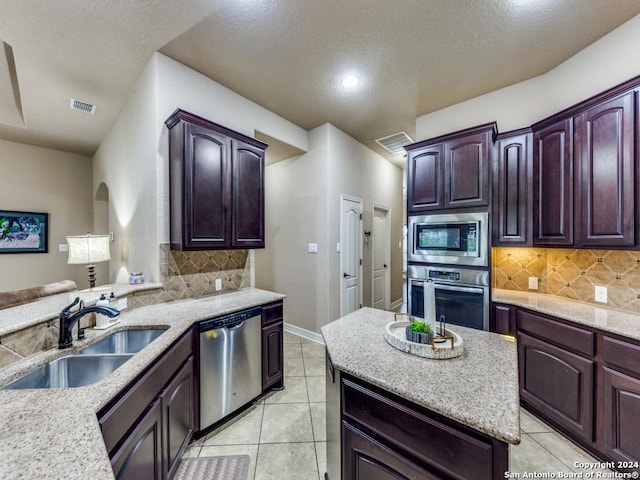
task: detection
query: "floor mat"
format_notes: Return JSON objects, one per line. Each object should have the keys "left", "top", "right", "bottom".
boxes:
{"left": 173, "top": 455, "right": 250, "bottom": 480}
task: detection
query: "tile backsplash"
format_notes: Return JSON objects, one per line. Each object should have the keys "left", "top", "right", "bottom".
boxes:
{"left": 493, "top": 247, "right": 640, "bottom": 313}
{"left": 159, "top": 243, "right": 251, "bottom": 301}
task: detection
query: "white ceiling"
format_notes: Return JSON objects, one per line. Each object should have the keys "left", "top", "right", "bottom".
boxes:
{"left": 1, "top": 1, "right": 640, "bottom": 166}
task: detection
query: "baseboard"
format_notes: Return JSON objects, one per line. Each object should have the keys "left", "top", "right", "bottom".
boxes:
{"left": 284, "top": 322, "right": 325, "bottom": 344}
{"left": 389, "top": 298, "right": 404, "bottom": 311}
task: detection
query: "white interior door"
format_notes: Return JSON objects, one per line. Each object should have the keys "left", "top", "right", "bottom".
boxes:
{"left": 340, "top": 195, "right": 363, "bottom": 316}
{"left": 372, "top": 205, "right": 390, "bottom": 310}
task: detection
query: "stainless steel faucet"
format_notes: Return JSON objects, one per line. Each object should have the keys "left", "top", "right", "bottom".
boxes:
{"left": 58, "top": 297, "right": 120, "bottom": 349}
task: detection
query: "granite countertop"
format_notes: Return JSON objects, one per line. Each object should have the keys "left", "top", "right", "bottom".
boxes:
{"left": 0, "top": 288, "right": 285, "bottom": 480}
{"left": 0, "top": 282, "right": 163, "bottom": 338}
{"left": 492, "top": 288, "right": 640, "bottom": 341}
{"left": 321, "top": 307, "right": 520, "bottom": 445}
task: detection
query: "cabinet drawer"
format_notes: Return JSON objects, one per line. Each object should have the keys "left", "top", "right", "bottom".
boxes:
{"left": 342, "top": 377, "right": 495, "bottom": 480}
{"left": 602, "top": 336, "right": 640, "bottom": 376}
{"left": 261, "top": 301, "right": 283, "bottom": 326}
{"left": 517, "top": 309, "right": 594, "bottom": 356}
{"left": 99, "top": 329, "right": 193, "bottom": 455}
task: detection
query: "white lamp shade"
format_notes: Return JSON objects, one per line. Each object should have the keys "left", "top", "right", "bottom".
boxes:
{"left": 66, "top": 234, "right": 111, "bottom": 265}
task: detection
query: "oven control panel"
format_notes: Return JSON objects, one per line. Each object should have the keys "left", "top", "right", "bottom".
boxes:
{"left": 428, "top": 270, "right": 461, "bottom": 282}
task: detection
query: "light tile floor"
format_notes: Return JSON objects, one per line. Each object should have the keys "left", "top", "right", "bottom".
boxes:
{"left": 184, "top": 331, "right": 613, "bottom": 479}
{"left": 184, "top": 331, "right": 326, "bottom": 480}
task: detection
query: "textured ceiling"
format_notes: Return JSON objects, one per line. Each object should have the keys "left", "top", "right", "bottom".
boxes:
{"left": 1, "top": 1, "right": 640, "bottom": 166}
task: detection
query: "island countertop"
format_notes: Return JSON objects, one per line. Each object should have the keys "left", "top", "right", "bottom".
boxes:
{"left": 321, "top": 307, "right": 520, "bottom": 445}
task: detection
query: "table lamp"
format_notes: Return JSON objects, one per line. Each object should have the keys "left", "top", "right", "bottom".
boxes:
{"left": 67, "top": 234, "right": 111, "bottom": 288}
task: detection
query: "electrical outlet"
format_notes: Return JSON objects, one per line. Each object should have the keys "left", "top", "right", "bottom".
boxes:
{"left": 308, "top": 243, "right": 318, "bottom": 253}
{"left": 118, "top": 298, "right": 128, "bottom": 310}
{"left": 215, "top": 278, "right": 222, "bottom": 291}
{"left": 528, "top": 277, "right": 538, "bottom": 290}
{"left": 595, "top": 285, "right": 608, "bottom": 303}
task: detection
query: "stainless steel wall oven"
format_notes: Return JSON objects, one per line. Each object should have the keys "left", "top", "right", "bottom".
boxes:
{"left": 407, "top": 265, "right": 489, "bottom": 331}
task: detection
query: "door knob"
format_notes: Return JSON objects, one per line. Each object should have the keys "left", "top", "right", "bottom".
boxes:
{"left": 343, "top": 273, "right": 349, "bottom": 278}
{"left": 384, "top": 264, "right": 388, "bottom": 268}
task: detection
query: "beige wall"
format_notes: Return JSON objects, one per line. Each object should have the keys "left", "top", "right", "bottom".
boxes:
{"left": 94, "top": 52, "right": 310, "bottom": 285}
{"left": 415, "top": 13, "right": 640, "bottom": 140}
{"left": 326, "top": 125, "right": 404, "bottom": 322}
{"left": 93, "top": 58, "right": 159, "bottom": 283}
{"left": 255, "top": 123, "right": 403, "bottom": 333}
{"left": 255, "top": 125, "right": 330, "bottom": 333}
{"left": 0, "top": 138, "right": 95, "bottom": 291}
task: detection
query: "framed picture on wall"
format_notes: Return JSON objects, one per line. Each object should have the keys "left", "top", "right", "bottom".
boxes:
{"left": 0, "top": 210, "right": 49, "bottom": 253}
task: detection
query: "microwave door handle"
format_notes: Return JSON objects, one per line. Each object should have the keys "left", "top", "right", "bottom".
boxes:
{"left": 435, "top": 284, "right": 484, "bottom": 295}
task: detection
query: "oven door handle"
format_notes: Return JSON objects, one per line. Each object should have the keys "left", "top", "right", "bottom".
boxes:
{"left": 434, "top": 284, "right": 485, "bottom": 295}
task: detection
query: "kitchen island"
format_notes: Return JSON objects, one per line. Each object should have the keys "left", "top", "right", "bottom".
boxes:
{"left": 322, "top": 307, "right": 520, "bottom": 480}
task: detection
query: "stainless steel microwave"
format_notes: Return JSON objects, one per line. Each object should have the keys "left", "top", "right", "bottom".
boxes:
{"left": 408, "top": 212, "right": 488, "bottom": 267}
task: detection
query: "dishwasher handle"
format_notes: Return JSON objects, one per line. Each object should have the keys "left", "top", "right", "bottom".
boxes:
{"left": 226, "top": 320, "right": 245, "bottom": 330}
{"left": 199, "top": 306, "right": 262, "bottom": 332}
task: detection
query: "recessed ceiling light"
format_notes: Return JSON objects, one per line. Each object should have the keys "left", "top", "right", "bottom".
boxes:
{"left": 340, "top": 74, "right": 361, "bottom": 89}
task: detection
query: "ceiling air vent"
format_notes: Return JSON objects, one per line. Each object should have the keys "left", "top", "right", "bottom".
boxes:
{"left": 375, "top": 131, "right": 413, "bottom": 156}
{"left": 70, "top": 98, "right": 96, "bottom": 115}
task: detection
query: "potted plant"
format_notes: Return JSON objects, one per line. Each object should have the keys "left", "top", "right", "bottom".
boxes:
{"left": 406, "top": 319, "right": 433, "bottom": 344}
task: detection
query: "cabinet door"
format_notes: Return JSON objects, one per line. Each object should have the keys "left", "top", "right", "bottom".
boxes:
{"left": 162, "top": 356, "right": 195, "bottom": 480}
{"left": 406, "top": 144, "right": 444, "bottom": 212}
{"left": 602, "top": 367, "right": 640, "bottom": 466}
{"left": 533, "top": 118, "right": 574, "bottom": 245}
{"left": 232, "top": 139, "right": 265, "bottom": 247}
{"left": 444, "top": 131, "right": 490, "bottom": 208}
{"left": 574, "top": 92, "right": 636, "bottom": 246}
{"left": 262, "top": 322, "right": 283, "bottom": 390}
{"left": 111, "top": 399, "right": 163, "bottom": 480}
{"left": 183, "top": 122, "right": 231, "bottom": 249}
{"left": 491, "top": 303, "right": 515, "bottom": 336}
{"left": 518, "top": 332, "right": 594, "bottom": 442}
{"left": 493, "top": 132, "right": 532, "bottom": 245}
{"left": 342, "top": 422, "right": 439, "bottom": 480}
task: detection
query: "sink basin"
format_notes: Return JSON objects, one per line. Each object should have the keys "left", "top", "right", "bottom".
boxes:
{"left": 79, "top": 328, "right": 166, "bottom": 355}
{"left": 2, "top": 354, "right": 133, "bottom": 390}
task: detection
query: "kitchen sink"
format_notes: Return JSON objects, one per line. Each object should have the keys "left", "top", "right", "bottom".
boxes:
{"left": 78, "top": 328, "right": 166, "bottom": 355}
{"left": 2, "top": 354, "right": 133, "bottom": 390}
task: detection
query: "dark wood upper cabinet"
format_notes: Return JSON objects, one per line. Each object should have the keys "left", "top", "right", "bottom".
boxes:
{"left": 574, "top": 91, "right": 636, "bottom": 247}
{"left": 533, "top": 118, "right": 574, "bottom": 246}
{"left": 493, "top": 129, "right": 533, "bottom": 246}
{"left": 406, "top": 145, "right": 444, "bottom": 211}
{"left": 406, "top": 123, "right": 495, "bottom": 213}
{"left": 445, "top": 129, "right": 492, "bottom": 208}
{"left": 232, "top": 140, "right": 265, "bottom": 248}
{"left": 166, "top": 109, "right": 267, "bottom": 250}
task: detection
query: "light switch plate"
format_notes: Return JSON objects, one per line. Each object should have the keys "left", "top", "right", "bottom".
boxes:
{"left": 215, "top": 278, "right": 222, "bottom": 291}
{"left": 59, "top": 244, "right": 68, "bottom": 252}
{"left": 528, "top": 277, "right": 538, "bottom": 290}
{"left": 308, "top": 243, "right": 318, "bottom": 253}
{"left": 595, "top": 285, "right": 608, "bottom": 303}
{"left": 118, "top": 298, "right": 128, "bottom": 310}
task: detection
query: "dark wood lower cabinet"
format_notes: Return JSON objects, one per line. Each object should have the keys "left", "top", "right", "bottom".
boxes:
{"left": 602, "top": 367, "right": 640, "bottom": 467}
{"left": 110, "top": 399, "right": 163, "bottom": 480}
{"left": 334, "top": 374, "right": 508, "bottom": 480}
{"left": 99, "top": 330, "right": 195, "bottom": 480}
{"left": 261, "top": 301, "right": 284, "bottom": 391}
{"left": 518, "top": 332, "right": 594, "bottom": 443}
{"left": 491, "top": 303, "right": 515, "bottom": 336}
{"left": 163, "top": 357, "right": 195, "bottom": 479}
{"left": 262, "top": 321, "right": 283, "bottom": 389}
{"left": 511, "top": 304, "right": 640, "bottom": 472}
{"left": 342, "top": 421, "right": 439, "bottom": 480}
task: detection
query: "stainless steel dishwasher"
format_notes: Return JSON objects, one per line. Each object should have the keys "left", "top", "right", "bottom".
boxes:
{"left": 199, "top": 306, "right": 262, "bottom": 430}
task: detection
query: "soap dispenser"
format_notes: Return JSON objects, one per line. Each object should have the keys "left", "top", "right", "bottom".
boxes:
{"left": 96, "top": 294, "right": 109, "bottom": 328}
{"left": 108, "top": 292, "right": 118, "bottom": 323}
